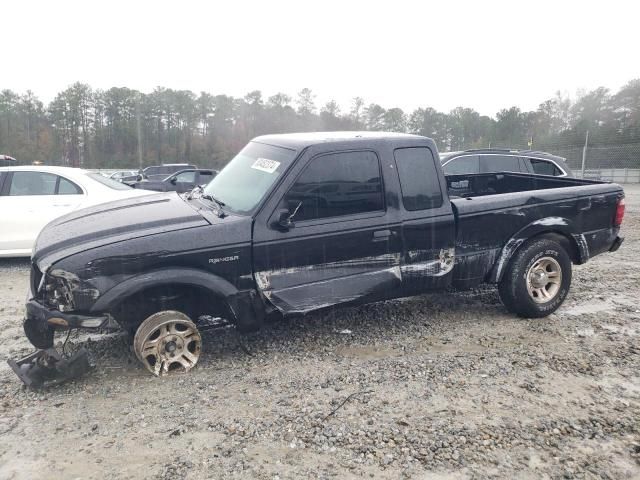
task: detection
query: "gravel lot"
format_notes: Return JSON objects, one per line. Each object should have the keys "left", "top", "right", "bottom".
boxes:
{"left": 1, "top": 186, "right": 639, "bottom": 479}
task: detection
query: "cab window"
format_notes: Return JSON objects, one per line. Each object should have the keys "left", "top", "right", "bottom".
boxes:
{"left": 281, "top": 150, "right": 384, "bottom": 222}
{"left": 394, "top": 147, "right": 443, "bottom": 210}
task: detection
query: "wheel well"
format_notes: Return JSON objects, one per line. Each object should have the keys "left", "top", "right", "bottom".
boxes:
{"left": 494, "top": 230, "right": 580, "bottom": 283}
{"left": 111, "top": 283, "right": 230, "bottom": 331}
{"left": 534, "top": 231, "right": 580, "bottom": 264}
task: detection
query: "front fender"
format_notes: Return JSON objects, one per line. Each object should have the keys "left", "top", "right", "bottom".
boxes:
{"left": 490, "top": 216, "right": 587, "bottom": 283}
{"left": 90, "top": 267, "right": 239, "bottom": 313}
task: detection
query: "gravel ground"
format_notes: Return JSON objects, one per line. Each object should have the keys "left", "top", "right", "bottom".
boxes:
{"left": 0, "top": 186, "right": 639, "bottom": 479}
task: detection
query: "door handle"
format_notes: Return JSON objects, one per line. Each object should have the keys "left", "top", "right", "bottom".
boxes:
{"left": 373, "top": 229, "right": 392, "bottom": 241}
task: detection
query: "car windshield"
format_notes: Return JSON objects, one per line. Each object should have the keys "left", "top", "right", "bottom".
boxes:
{"left": 203, "top": 142, "right": 297, "bottom": 215}
{"left": 86, "top": 172, "right": 134, "bottom": 190}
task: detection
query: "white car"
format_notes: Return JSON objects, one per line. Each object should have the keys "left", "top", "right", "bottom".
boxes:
{"left": 0, "top": 166, "right": 153, "bottom": 257}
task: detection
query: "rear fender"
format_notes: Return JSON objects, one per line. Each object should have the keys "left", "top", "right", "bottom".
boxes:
{"left": 490, "top": 217, "right": 587, "bottom": 283}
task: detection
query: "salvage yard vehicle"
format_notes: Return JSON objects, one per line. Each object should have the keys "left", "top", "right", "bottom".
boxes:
{"left": 0, "top": 166, "right": 153, "bottom": 257}
{"left": 12, "top": 132, "right": 625, "bottom": 382}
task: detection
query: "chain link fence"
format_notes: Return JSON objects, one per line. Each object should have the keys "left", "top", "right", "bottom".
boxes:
{"left": 539, "top": 142, "right": 640, "bottom": 183}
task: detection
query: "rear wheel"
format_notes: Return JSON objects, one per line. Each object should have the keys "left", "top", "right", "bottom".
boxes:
{"left": 498, "top": 238, "right": 572, "bottom": 318}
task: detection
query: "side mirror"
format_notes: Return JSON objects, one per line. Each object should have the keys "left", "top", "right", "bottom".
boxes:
{"left": 273, "top": 208, "right": 294, "bottom": 231}
{"left": 136, "top": 174, "right": 143, "bottom": 182}
{"left": 170, "top": 177, "right": 177, "bottom": 185}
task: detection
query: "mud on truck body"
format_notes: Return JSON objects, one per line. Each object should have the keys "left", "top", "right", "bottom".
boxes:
{"left": 12, "top": 132, "right": 625, "bottom": 383}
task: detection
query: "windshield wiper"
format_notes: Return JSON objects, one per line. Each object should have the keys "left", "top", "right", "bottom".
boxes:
{"left": 185, "top": 185, "right": 226, "bottom": 217}
{"left": 187, "top": 185, "right": 203, "bottom": 200}
{"left": 202, "top": 194, "right": 225, "bottom": 207}
{"left": 200, "top": 193, "right": 227, "bottom": 217}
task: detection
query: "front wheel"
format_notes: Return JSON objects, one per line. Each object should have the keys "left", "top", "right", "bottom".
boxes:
{"left": 498, "top": 238, "right": 572, "bottom": 318}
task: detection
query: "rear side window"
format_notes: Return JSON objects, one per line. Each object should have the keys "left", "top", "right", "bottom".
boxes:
{"left": 281, "top": 150, "right": 383, "bottom": 222}
{"left": 530, "top": 158, "right": 562, "bottom": 176}
{"left": 442, "top": 155, "right": 479, "bottom": 174}
{"left": 394, "top": 147, "right": 443, "bottom": 210}
{"left": 8, "top": 171, "right": 57, "bottom": 195}
{"left": 480, "top": 155, "right": 521, "bottom": 173}
{"left": 58, "top": 177, "right": 82, "bottom": 194}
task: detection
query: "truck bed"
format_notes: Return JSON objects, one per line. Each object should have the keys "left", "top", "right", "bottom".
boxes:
{"left": 445, "top": 171, "right": 610, "bottom": 199}
{"left": 445, "top": 172, "right": 624, "bottom": 289}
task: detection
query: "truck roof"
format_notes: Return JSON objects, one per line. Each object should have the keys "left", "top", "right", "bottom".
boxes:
{"left": 252, "top": 131, "right": 426, "bottom": 150}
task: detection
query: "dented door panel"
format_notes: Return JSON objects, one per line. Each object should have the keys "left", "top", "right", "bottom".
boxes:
{"left": 398, "top": 214, "right": 456, "bottom": 292}
{"left": 252, "top": 142, "right": 406, "bottom": 315}
{"left": 253, "top": 219, "right": 404, "bottom": 314}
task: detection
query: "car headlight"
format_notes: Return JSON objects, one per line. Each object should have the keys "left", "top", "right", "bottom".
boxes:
{"left": 43, "top": 269, "right": 101, "bottom": 312}
{"left": 44, "top": 273, "right": 76, "bottom": 312}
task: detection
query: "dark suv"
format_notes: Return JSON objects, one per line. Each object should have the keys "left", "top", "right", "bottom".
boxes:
{"left": 440, "top": 149, "right": 572, "bottom": 177}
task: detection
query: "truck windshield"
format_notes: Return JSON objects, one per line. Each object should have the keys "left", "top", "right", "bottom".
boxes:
{"left": 203, "top": 142, "right": 297, "bottom": 215}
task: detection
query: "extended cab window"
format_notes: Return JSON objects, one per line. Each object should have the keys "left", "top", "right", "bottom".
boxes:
{"left": 394, "top": 147, "right": 443, "bottom": 210}
{"left": 281, "top": 150, "right": 383, "bottom": 222}
{"left": 480, "top": 154, "right": 521, "bottom": 173}
{"left": 530, "top": 158, "right": 562, "bottom": 176}
{"left": 443, "top": 155, "right": 479, "bottom": 174}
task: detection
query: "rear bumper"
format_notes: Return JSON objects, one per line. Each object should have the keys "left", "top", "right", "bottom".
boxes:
{"left": 609, "top": 236, "right": 624, "bottom": 252}
{"left": 24, "top": 299, "right": 112, "bottom": 349}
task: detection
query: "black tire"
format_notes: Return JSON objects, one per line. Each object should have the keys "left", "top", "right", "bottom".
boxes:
{"left": 498, "top": 237, "right": 572, "bottom": 318}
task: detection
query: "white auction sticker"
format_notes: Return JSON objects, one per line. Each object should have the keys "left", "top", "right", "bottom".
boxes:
{"left": 251, "top": 158, "right": 280, "bottom": 173}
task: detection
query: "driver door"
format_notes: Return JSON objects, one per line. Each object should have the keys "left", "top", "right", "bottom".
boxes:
{"left": 252, "top": 148, "right": 403, "bottom": 314}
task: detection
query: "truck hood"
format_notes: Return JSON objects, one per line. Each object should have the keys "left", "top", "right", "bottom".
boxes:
{"left": 33, "top": 192, "right": 210, "bottom": 268}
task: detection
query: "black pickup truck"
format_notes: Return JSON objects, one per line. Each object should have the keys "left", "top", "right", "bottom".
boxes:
{"left": 20, "top": 132, "right": 625, "bottom": 377}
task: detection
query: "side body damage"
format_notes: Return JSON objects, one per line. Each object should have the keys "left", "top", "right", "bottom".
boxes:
{"left": 13, "top": 132, "right": 625, "bottom": 384}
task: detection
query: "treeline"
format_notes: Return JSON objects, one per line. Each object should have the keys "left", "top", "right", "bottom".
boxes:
{"left": 0, "top": 80, "right": 639, "bottom": 170}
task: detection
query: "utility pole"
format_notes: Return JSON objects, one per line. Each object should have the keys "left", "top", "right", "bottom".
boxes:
{"left": 136, "top": 94, "right": 143, "bottom": 169}
{"left": 581, "top": 130, "right": 589, "bottom": 179}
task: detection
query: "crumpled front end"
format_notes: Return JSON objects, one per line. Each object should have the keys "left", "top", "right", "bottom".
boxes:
{"left": 23, "top": 262, "right": 116, "bottom": 349}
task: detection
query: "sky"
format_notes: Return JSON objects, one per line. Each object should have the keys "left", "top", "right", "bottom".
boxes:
{"left": 3, "top": 0, "right": 639, "bottom": 117}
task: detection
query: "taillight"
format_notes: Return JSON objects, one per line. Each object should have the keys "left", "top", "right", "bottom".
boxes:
{"left": 614, "top": 198, "right": 625, "bottom": 226}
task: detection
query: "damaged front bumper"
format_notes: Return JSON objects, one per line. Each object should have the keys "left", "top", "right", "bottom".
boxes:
{"left": 8, "top": 347, "right": 92, "bottom": 388}
{"left": 23, "top": 299, "right": 116, "bottom": 349}
{"left": 10, "top": 299, "right": 110, "bottom": 387}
